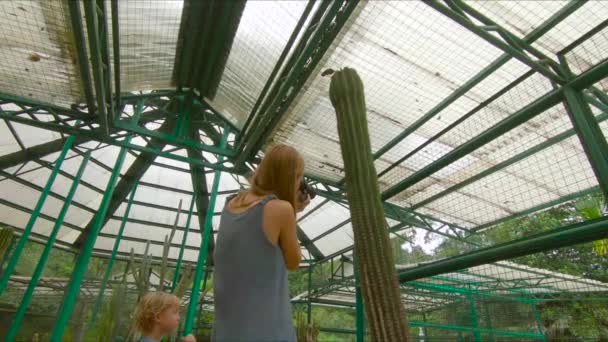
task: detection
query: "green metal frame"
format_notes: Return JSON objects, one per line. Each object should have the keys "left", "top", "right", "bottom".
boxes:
{"left": 51, "top": 137, "right": 132, "bottom": 340}
{"left": 0, "top": 1, "right": 607, "bottom": 338}
{"left": 236, "top": 0, "right": 360, "bottom": 165}
{"left": 89, "top": 181, "right": 140, "bottom": 325}
{"left": 372, "top": 0, "right": 584, "bottom": 161}
{"left": 398, "top": 216, "right": 608, "bottom": 283}
{"left": 183, "top": 128, "right": 230, "bottom": 335}
{"left": 83, "top": 0, "right": 114, "bottom": 135}
{"left": 381, "top": 58, "right": 608, "bottom": 202}
{"left": 0, "top": 134, "right": 76, "bottom": 295}
{"left": 6, "top": 151, "right": 90, "bottom": 340}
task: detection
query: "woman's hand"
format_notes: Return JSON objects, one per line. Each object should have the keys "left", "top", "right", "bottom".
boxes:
{"left": 296, "top": 194, "right": 311, "bottom": 213}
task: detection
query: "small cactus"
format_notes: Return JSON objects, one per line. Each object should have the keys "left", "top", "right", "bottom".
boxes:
{"left": 160, "top": 200, "right": 182, "bottom": 291}
{"left": 0, "top": 228, "right": 14, "bottom": 263}
{"left": 330, "top": 67, "right": 410, "bottom": 341}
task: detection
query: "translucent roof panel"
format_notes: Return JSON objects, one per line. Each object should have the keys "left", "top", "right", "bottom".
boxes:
{"left": 298, "top": 201, "right": 351, "bottom": 240}
{"left": 469, "top": 1, "right": 608, "bottom": 67}
{"left": 273, "top": 1, "right": 604, "bottom": 230}
{"left": 209, "top": 1, "right": 313, "bottom": 127}
{"left": 116, "top": 0, "right": 183, "bottom": 92}
{"left": 0, "top": 1, "right": 84, "bottom": 106}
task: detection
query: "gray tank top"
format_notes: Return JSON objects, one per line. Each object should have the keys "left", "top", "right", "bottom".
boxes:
{"left": 212, "top": 195, "right": 296, "bottom": 342}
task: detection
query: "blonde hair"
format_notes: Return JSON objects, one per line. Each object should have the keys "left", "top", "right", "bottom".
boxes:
{"left": 234, "top": 144, "right": 304, "bottom": 210}
{"left": 133, "top": 292, "right": 180, "bottom": 333}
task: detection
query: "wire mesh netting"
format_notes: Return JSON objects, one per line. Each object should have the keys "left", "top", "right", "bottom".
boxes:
{"left": 113, "top": 0, "right": 182, "bottom": 92}
{"left": 208, "top": 1, "right": 313, "bottom": 128}
{"left": 0, "top": 1, "right": 84, "bottom": 106}
{"left": 0, "top": 0, "right": 607, "bottom": 340}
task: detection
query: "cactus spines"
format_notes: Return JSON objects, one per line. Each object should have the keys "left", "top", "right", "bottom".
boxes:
{"left": 329, "top": 67, "right": 410, "bottom": 341}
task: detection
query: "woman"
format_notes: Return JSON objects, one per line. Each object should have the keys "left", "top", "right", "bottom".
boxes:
{"left": 213, "top": 144, "right": 310, "bottom": 342}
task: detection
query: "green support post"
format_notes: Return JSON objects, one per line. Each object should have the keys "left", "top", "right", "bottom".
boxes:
{"left": 355, "top": 259, "right": 365, "bottom": 342}
{"left": 562, "top": 85, "right": 608, "bottom": 199}
{"left": 51, "top": 137, "right": 132, "bottom": 341}
{"left": 171, "top": 193, "right": 196, "bottom": 292}
{"left": 194, "top": 269, "right": 211, "bottom": 332}
{"left": 532, "top": 302, "right": 547, "bottom": 341}
{"left": 0, "top": 135, "right": 75, "bottom": 295}
{"left": 89, "top": 180, "right": 140, "bottom": 325}
{"left": 6, "top": 152, "right": 91, "bottom": 340}
{"left": 469, "top": 296, "right": 481, "bottom": 342}
{"left": 183, "top": 129, "right": 230, "bottom": 335}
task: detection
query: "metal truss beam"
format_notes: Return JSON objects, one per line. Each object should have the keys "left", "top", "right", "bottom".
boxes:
{"left": 413, "top": 109, "right": 608, "bottom": 210}
{"left": 372, "top": 0, "right": 584, "bottom": 161}
{"left": 313, "top": 185, "right": 474, "bottom": 244}
{"left": 426, "top": 0, "right": 564, "bottom": 83}
{"left": 83, "top": 0, "right": 114, "bottom": 135}
{"left": 382, "top": 58, "right": 608, "bottom": 201}
{"left": 559, "top": 56, "right": 608, "bottom": 200}
{"left": 187, "top": 118, "right": 214, "bottom": 265}
{"left": 399, "top": 216, "right": 608, "bottom": 283}
{"left": 73, "top": 118, "right": 176, "bottom": 248}
{"left": 0, "top": 136, "right": 93, "bottom": 170}
{"left": 236, "top": 0, "right": 360, "bottom": 166}
{"left": 0, "top": 101, "right": 237, "bottom": 172}
{"left": 377, "top": 70, "right": 535, "bottom": 180}
{"left": 67, "top": 0, "right": 95, "bottom": 115}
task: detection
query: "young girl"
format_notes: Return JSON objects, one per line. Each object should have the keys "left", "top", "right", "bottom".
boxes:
{"left": 133, "top": 292, "right": 196, "bottom": 342}
{"left": 213, "top": 144, "right": 310, "bottom": 341}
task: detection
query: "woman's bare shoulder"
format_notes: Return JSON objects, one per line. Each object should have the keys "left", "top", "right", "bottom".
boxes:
{"left": 264, "top": 199, "right": 294, "bottom": 218}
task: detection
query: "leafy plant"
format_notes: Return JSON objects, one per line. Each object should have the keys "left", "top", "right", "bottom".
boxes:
{"left": 576, "top": 196, "right": 607, "bottom": 256}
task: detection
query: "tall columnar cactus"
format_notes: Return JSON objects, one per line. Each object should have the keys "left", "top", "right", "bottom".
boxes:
{"left": 329, "top": 67, "right": 410, "bottom": 341}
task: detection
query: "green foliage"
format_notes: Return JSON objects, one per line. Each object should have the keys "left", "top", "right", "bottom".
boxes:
{"left": 576, "top": 196, "right": 608, "bottom": 256}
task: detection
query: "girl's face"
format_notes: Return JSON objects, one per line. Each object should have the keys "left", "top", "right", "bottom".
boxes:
{"left": 157, "top": 305, "right": 180, "bottom": 333}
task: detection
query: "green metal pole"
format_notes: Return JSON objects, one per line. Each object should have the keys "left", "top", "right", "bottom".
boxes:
{"left": 532, "top": 302, "right": 547, "bottom": 341}
{"left": 6, "top": 152, "right": 91, "bottom": 340}
{"left": 89, "top": 180, "right": 140, "bottom": 325}
{"left": 194, "top": 269, "right": 211, "bottom": 332}
{"left": 183, "top": 129, "right": 229, "bottom": 335}
{"left": 562, "top": 85, "right": 608, "bottom": 199}
{"left": 0, "top": 135, "right": 75, "bottom": 295}
{"left": 469, "top": 296, "right": 481, "bottom": 342}
{"left": 172, "top": 193, "right": 196, "bottom": 292}
{"left": 51, "top": 137, "right": 132, "bottom": 341}
{"left": 355, "top": 259, "right": 365, "bottom": 342}
{"left": 399, "top": 216, "right": 608, "bottom": 283}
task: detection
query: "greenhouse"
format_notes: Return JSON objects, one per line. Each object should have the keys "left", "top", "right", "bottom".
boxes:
{"left": 0, "top": 0, "right": 607, "bottom": 341}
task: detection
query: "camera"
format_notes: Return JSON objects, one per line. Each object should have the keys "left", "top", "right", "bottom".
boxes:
{"left": 299, "top": 179, "right": 316, "bottom": 201}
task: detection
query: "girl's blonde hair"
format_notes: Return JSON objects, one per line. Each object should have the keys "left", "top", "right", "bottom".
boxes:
{"left": 133, "top": 292, "right": 180, "bottom": 333}
{"left": 233, "top": 144, "right": 304, "bottom": 210}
